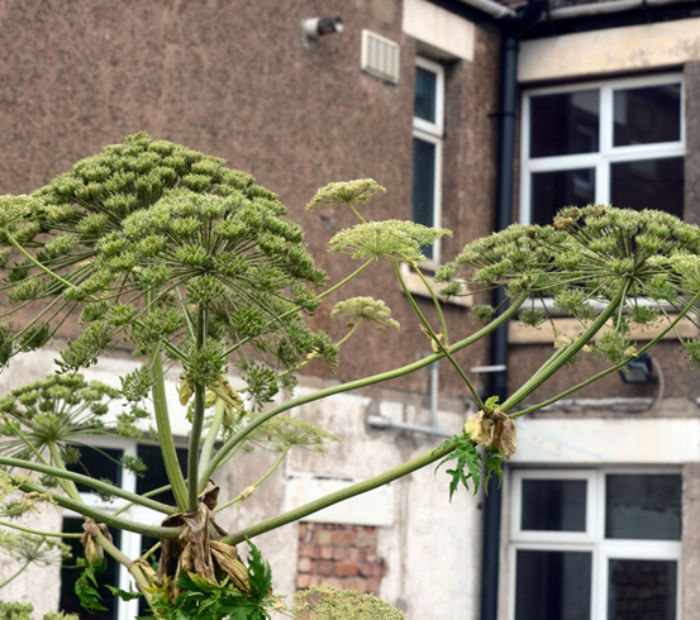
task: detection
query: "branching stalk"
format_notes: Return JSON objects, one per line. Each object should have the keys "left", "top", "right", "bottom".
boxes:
{"left": 501, "top": 286, "right": 627, "bottom": 413}
{"left": 0, "top": 557, "right": 31, "bottom": 589}
{"left": 199, "top": 293, "right": 527, "bottom": 489}
{"left": 0, "top": 455, "right": 175, "bottom": 514}
{"left": 222, "top": 439, "right": 457, "bottom": 544}
{"left": 188, "top": 303, "right": 208, "bottom": 511}
{"left": 150, "top": 344, "right": 188, "bottom": 511}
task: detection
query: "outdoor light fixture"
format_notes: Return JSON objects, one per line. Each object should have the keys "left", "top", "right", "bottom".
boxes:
{"left": 619, "top": 352, "right": 657, "bottom": 384}
{"left": 300, "top": 16, "right": 344, "bottom": 51}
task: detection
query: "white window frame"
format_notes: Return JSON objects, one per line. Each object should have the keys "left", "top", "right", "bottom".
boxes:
{"left": 413, "top": 55, "right": 445, "bottom": 267}
{"left": 61, "top": 438, "right": 182, "bottom": 620}
{"left": 520, "top": 73, "right": 685, "bottom": 225}
{"left": 508, "top": 467, "right": 682, "bottom": 620}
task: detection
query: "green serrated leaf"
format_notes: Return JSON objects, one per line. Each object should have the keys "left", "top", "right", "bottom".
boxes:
{"left": 246, "top": 540, "right": 272, "bottom": 604}
{"left": 75, "top": 561, "right": 108, "bottom": 613}
{"left": 105, "top": 584, "right": 142, "bottom": 602}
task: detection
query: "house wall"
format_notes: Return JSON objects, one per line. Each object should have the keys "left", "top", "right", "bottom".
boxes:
{"left": 510, "top": 17, "right": 700, "bottom": 404}
{"left": 0, "top": 0, "right": 501, "bottom": 399}
{"left": 0, "top": 1, "right": 499, "bottom": 618}
{"left": 496, "top": 15, "right": 700, "bottom": 620}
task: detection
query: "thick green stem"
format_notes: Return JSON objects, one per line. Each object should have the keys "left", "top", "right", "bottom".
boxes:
{"left": 0, "top": 456, "right": 175, "bottom": 514}
{"left": 93, "top": 528, "right": 155, "bottom": 604}
{"left": 0, "top": 519, "right": 81, "bottom": 539}
{"left": 150, "top": 345, "right": 188, "bottom": 511}
{"left": 501, "top": 286, "right": 627, "bottom": 413}
{"left": 47, "top": 441, "right": 81, "bottom": 502}
{"left": 198, "top": 398, "right": 225, "bottom": 482}
{"left": 188, "top": 304, "right": 208, "bottom": 511}
{"left": 200, "top": 293, "right": 528, "bottom": 489}
{"left": 16, "top": 480, "right": 181, "bottom": 539}
{"left": 0, "top": 557, "right": 31, "bottom": 588}
{"left": 222, "top": 439, "right": 456, "bottom": 544}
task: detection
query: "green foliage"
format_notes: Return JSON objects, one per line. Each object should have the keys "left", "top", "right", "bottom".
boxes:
{"left": 292, "top": 586, "right": 405, "bottom": 619}
{"left": 75, "top": 560, "right": 108, "bottom": 613}
{"left": 0, "top": 601, "right": 33, "bottom": 620}
{"left": 146, "top": 542, "right": 272, "bottom": 620}
{"left": 436, "top": 434, "right": 503, "bottom": 500}
{"left": 0, "top": 374, "right": 124, "bottom": 461}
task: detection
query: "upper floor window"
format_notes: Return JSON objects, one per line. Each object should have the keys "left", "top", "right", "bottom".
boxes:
{"left": 412, "top": 56, "right": 445, "bottom": 264}
{"left": 508, "top": 468, "right": 682, "bottom": 620}
{"left": 520, "top": 75, "right": 684, "bottom": 226}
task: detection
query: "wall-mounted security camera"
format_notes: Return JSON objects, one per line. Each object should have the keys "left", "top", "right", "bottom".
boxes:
{"left": 300, "top": 16, "right": 344, "bottom": 51}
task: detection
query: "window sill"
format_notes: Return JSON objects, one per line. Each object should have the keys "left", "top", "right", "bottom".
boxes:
{"left": 509, "top": 315, "right": 697, "bottom": 344}
{"left": 399, "top": 262, "right": 472, "bottom": 308}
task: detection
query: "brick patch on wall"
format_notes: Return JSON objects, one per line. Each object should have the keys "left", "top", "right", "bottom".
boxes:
{"left": 296, "top": 522, "right": 387, "bottom": 593}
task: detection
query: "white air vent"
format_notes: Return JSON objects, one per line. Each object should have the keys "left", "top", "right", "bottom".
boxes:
{"left": 361, "top": 29, "right": 400, "bottom": 84}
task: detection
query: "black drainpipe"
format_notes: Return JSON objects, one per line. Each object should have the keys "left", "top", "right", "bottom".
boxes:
{"left": 481, "top": 2, "right": 546, "bottom": 620}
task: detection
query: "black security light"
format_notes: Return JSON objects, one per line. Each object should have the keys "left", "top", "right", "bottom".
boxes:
{"left": 619, "top": 352, "right": 657, "bottom": 384}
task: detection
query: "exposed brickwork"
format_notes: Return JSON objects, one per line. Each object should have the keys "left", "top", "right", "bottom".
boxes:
{"left": 296, "top": 522, "right": 387, "bottom": 594}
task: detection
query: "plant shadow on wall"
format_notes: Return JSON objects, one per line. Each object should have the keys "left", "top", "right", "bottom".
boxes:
{"left": 0, "top": 133, "right": 698, "bottom": 618}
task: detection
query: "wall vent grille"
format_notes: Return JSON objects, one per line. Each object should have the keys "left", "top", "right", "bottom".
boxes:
{"left": 361, "top": 29, "right": 400, "bottom": 84}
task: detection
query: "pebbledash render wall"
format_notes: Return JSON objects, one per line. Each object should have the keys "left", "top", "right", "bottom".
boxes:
{"left": 0, "top": 1, "right": 500, "bottom": 619}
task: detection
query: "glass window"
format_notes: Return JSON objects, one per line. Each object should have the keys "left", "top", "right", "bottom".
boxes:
{"left": 511, "top": 469, "right": 682, "bottom": 620}
{"left": 60, "top": 516, "right": 121, "bottom": 619}
{"left": 415, "top": 66, "right": 437, "bottom": 124}
{"left": 60, "top": 439, "right": 188, "bottom": 619}
{"left": 66, "top": 445, "right": 123, "bottom": 493}
{"left": 136, "top": 444, "right": 188, "bottom": 506}
{"left": 608, "top": 559, "right": 677, "bottom": 620}
{"left": 522, "top": 76, "right": 684, "bottom": 226}
{"left": 605, "top": 474, "right": 681, "bottom": 540}
{"left": 531, "top": 168, "right": 595, "bottom": 225}
{"left": 530, "top": 90, "right": 599, "bottom": 157}
{"left": 610, "top": 157, "right": 684, "bottom": 218}
{"left": 412, "top": 56, "right": 444, "bottom": 264}
{"left": 515, "top": 550, "right": 592, "bottom": 620}
{"left": 521, "top": 479, "right": 587, "bottom": 532}
{"left": 613, "top": 84, "right": 681, "bottom": 146}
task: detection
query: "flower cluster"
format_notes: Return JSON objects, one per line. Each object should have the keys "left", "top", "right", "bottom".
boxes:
{"left": 437, "top": 205, "right": 700, "bottom": 364}
{"left": 0, "top": 133, "right": 336, "bottom": 402}
{"left": 0, "top": 373, "right": 145, "bottom": 471}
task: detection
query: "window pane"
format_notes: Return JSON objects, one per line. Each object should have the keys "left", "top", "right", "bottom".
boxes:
{"left": 412, "top": 137, "right": 436, "bottom": 259}
{"left": 530, "top": 168, "right": 595, "bottom": 225}
{"left": 415, "top": 66, "right": 437, "bottom": 124}
{"left": 60, "top": 516, "right": 121, "bottom": 619}
{"left": 521, "top": 479, "right": 587, "bottom": 532}
{"left": 608, "top": 559, "right": 677, "bottom": 620}
{"left": 530, "top": 90, "right": 599, "bottom": 157}
{"left": 137, "top": 444, "right": 188, "bottom": 505}
{"left": 614, "top": 83, "right": 681, "bottom": 146}
{"left": 66, "top": 445, "right": 123, "bottom": 493}
{"left": 515, "top": 550, "right": 592, "bottom": 620}
{"left": 610, "top": 157, "right": 684, "bottom": 218}
{"left": 606, "top": 474, "right": 681, "bottom": 540}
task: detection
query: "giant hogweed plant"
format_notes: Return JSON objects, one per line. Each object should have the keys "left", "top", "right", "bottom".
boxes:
{"left": 0, "top": 133, "right": 697, "bottom": 617}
